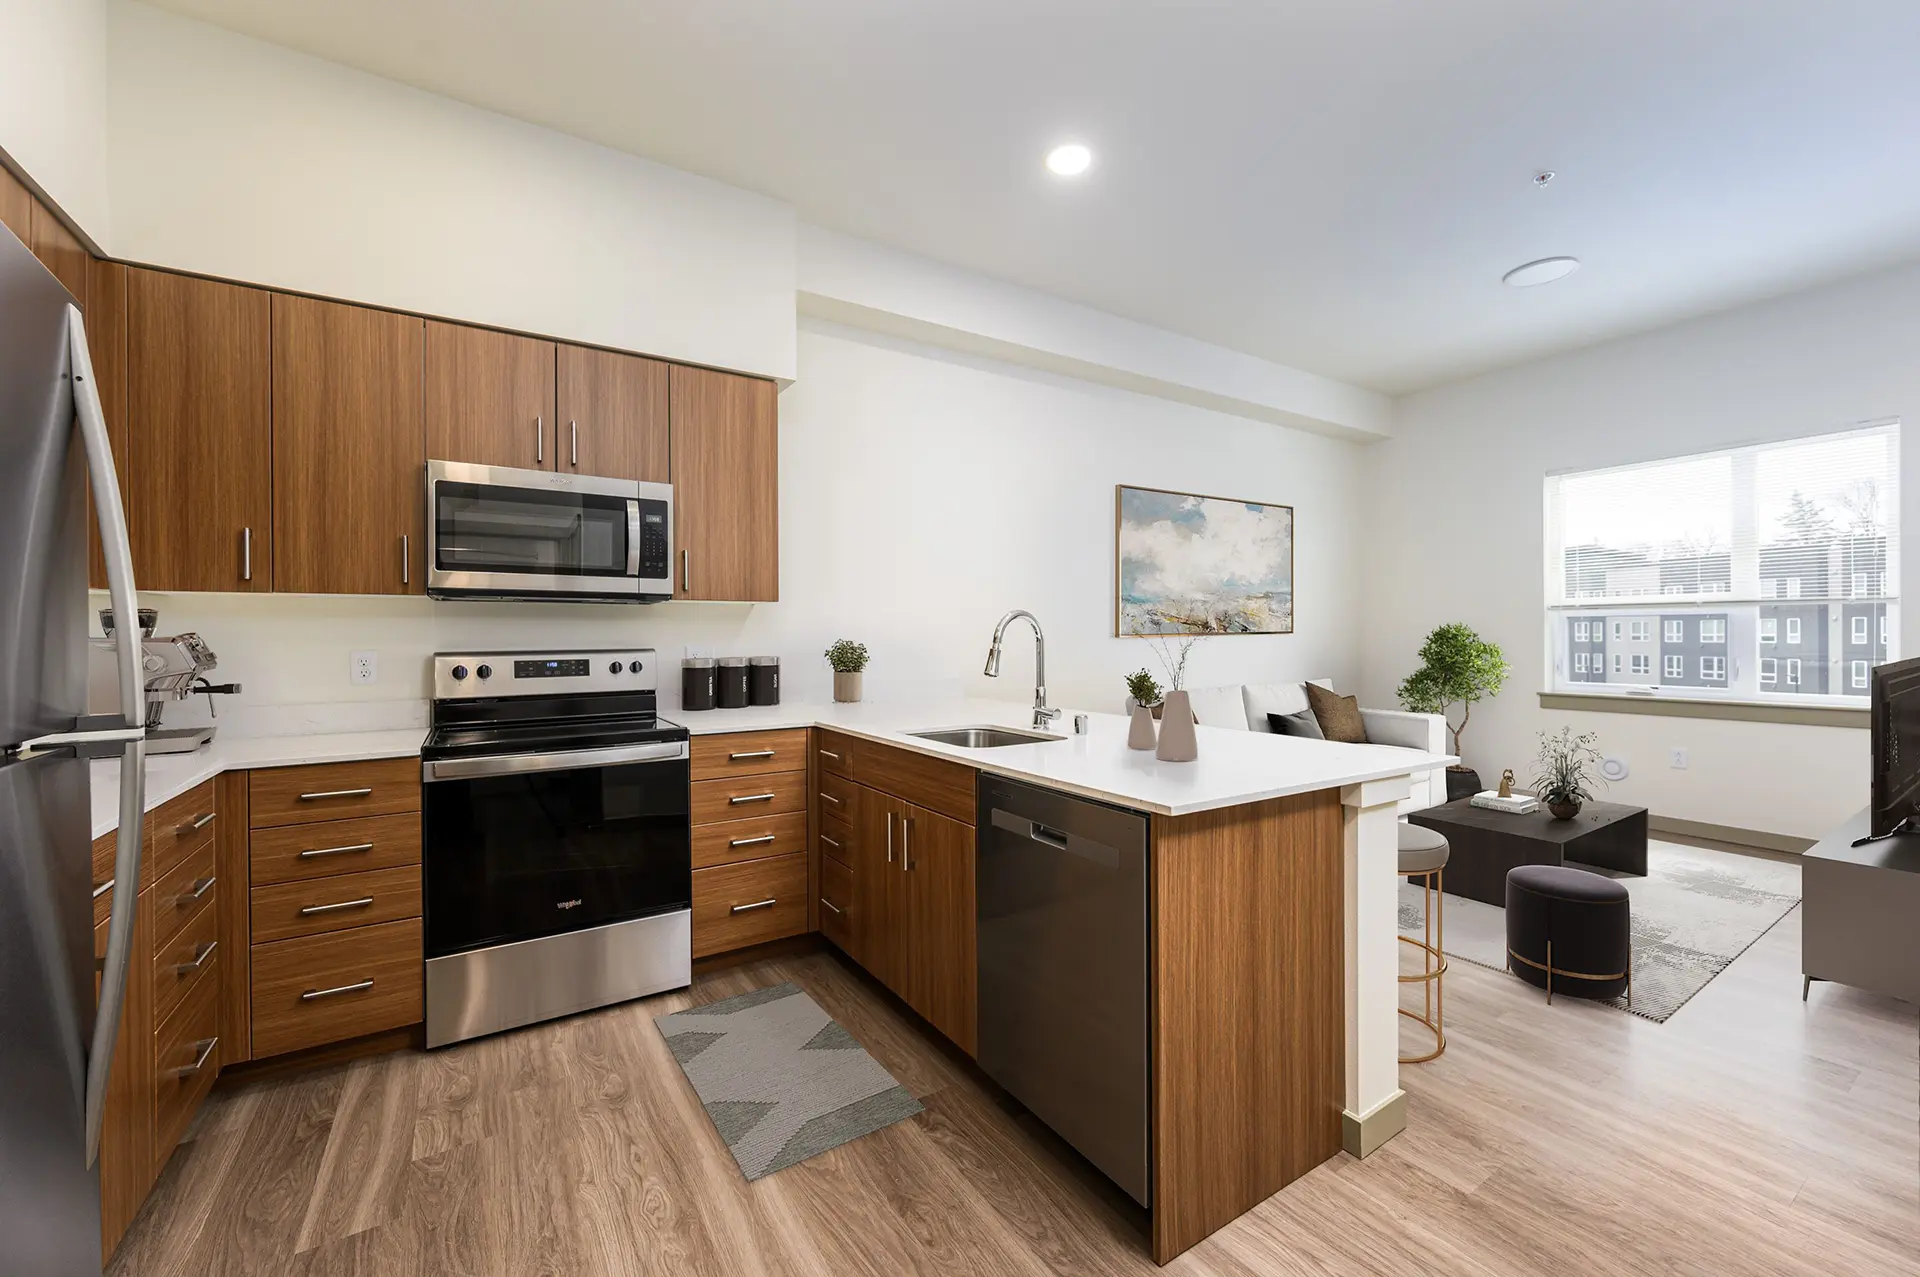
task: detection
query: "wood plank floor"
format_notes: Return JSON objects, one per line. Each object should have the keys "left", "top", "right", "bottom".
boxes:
{"left": 109, "top": 900, "right": 1919, "bottom": 1276}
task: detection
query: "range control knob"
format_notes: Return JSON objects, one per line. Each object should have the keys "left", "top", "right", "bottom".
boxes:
{"left": 475, "top": 664, "right": 493, "bottom": 680}
{"left": 609, "top": 661, "right": 623, "bottom": 675}
{"left": 450, "top": 664, "right": 469, "bottom": 681}
{"left": 628, "top": 660, "right": 644, "bottom": 674}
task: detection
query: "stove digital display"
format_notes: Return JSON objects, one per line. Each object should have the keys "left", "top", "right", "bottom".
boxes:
{"left": 513, "top": 658, "right": 589, "bottom": 679}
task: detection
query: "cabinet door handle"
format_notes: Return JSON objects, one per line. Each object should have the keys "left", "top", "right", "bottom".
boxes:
{"left": 176, "top": 876, "right": 216, "bottom": 907}
{"left": 820, "top": 897, "right": 844, "bottom": 916}
{"left": 681, "top": 548, "right": 691, "bottom": 594}
{"left": 242, "top": 527, "right": 252, "bottom": 581}
{"left": 172, "top": 1037, "right": 218, "bottom": 1079}
{"left": 299, "top": 841, "right": 374, "bottom": 860}
{"left": 728, "top": 834, "right": 776, "bottom": 848}
{"left": 818, "top": 749, "right": 841, "bottom": 761}
{"left": 885, "top": 811, "right": 893, "bottom": 864}
{"left": 536, "top": 414, "right": 544, "bottom": 464}
{"left": 729, "top": 750, "right": 776, "bottom": 760}
{"left": 728, "top": 792, "right": 775, "bottom": 805}
{"left": 298, "top": 787, "right": 373, "bottom": 801}
{"left": 402, "top": 533, "right": 410, "bottom": 585}
{"left": 301, "top": 978, "right": 374, "bottom": 1001}
{"left": 570, "top": 419, "right": 578, "bottom": 467}
{"left": 818, "top": 791, "right": 841, "bottom": 807}
{"left": 729, "top": 898, "right": 777, "bottom": 914}
{"left": 299, "top": 896, "right": 374, "bottom": 917}
{"left": 902, "top": 815, "right": 913, "bottom": 873}
{"left": 819, "top": 834, "right": 840, "bottom": 850}
{"left": 174, "top": 940, "right": 218, "bottom": 975}
{"left": 186, "top": 811, "right": 216, "bottom": 832}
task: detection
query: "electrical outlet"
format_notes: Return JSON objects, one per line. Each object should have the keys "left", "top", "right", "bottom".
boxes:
{"left": 350, "top": 651, "right": 379, "bottom": 685}
{"left": 1669, "top": 747, "right": 1688, "bottom": 770}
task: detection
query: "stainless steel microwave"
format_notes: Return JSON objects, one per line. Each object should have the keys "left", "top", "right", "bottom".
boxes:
{"left": 426, "top": 460, "right": 673, "bottom": 602}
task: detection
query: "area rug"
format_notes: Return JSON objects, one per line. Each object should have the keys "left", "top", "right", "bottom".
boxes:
{"left": 1397, "top": 841, "right": 1801, "bottom": 1023}
{"left": 655, "top": 983, "right": 922, "bottom": 1180}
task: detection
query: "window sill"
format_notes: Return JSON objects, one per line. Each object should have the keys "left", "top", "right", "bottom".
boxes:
{"left": 1537, "top": 691, "right": 1868, "bottom": 728}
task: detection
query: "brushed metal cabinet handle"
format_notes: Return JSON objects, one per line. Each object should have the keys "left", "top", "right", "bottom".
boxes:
{"left": 187, "top": 811, "right": 216, "bottom": 831}
{"left": 570, "top": 419, "right": 578, "bottom": 467}
{"left": 299, "top": 896, "right": 374, "bottom": 916}
{"left": 818, "top": 749, "right": 841, "bottom": 761}
{"left": 298, "top": 841, "right": 374, "bottom": 860}
{"left": 242, "top": 527, "right": 252, "bottom": 581}
{"left": 728, "top": 834, "right": 777, "bottom": 848}
{"left": 729, "top": 898, "right": 777, "bottom": 914}
{"left": 886, "top": 811, "right": 893, "bottom": 864}
{"left": 172, "top": 1037, "right": 218, "bottom": 1079}
{"left": 93, "top": 879, "right": 114, "bottom": 900}
{"left": 819, "top": 834, "right": 840, "bottom": 850}
{"left": 903, "top": 815, "right": 913, "bottom": 873}
{"left": 536, "top": 414, "right": 544, "bottom": 464}
{"left": 298, "top": 787, "right": 373, "bottom": 801}
{"left": 729, "top": 750, "right": 777, "bottom": 760}
{"left": 819, "top": 791, "right": 842, "bottom": 807}
{"left": 402, "top": 533, "right": 410, "bottom": 585}
{"left": 302, "top": 979, "right": 374, "bottom": 1001}
{"left": 681, "top": 548, "right": 691, "bottom": 594}
{"left": 174, "top": 940, "right": 218, "bottom": 975}
{"left": 177, "top": 876, "right": 216, "bottom": 906}
{"left": 820, "top": 897, "right": 844, "bottom": 916}
{"left": 729, "top": 792, "right": 775, "bottom": 805}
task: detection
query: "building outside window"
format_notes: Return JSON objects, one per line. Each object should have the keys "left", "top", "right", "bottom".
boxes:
{"left": 1629, "top": 654, "right": 1651, "bottom": 676}
{"left": 1664, "top": 619, "right": 1683, "bottom": 643}
{"left": 1612, "top": 654, "right": 1622, "bottom": 673}
{"left": 1664, "top": 654, "right": 1684, "bottom": 678}
{"left": 1787, "top": 617, "right": 1801, "bottom": 644}
{"left": 1853, "top": 660, "right": 1870, "bottom": 689}
{"left": 1854, "top": 615, "right": 1870, "bottom": 644}
{"left": 1785, "top": 578, "right": 1802, "bottom": 599}
{"left": 1574, "top": 652, "right": 1588, "bottom": 674}
{"left": 1700, "top": 656, "right": 1726, "bottom": 681}
{"left": 1575, "top": 621, "right": 1589, "bottom": 641}
{"left": 1787, "top": 658, "right": 1802, "bottom": 686}
{"left": 1699, "top": 618, "right": 1725, "bottom": 643}
{"left": 1760, "top": 658, "right": 1777, "bottom": 685}
{"left": 1760, "top": 618, "right": 1777, "bottom": 643}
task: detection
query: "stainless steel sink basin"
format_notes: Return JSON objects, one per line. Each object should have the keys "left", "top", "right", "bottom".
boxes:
{"left": 908, "top": 725, "right": 1065, "bottom": 749}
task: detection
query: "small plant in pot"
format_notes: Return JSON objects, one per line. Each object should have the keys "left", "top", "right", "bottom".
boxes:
{"left": 1397, "top": 623, "right": 1510, "bottom": 802}
{"left": 1124, "top": 669, "right": 1164, "bottom": 719}
{"left": 824, "top": 640, "right": 869, "bottom": 703}
{"left": 1531, "top": 727, "right": 1604, "bottom": 820}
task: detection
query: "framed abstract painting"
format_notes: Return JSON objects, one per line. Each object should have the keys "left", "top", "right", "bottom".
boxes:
{"left": 1114, "top": 485, "right": 1294, "bottom": 635}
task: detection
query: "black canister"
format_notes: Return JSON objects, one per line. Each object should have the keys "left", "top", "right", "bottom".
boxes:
{"left": 681, "top": 657, "right": 717, "bottom": 711}
{"left": 718, "top": 656, "right": 750, "bottom": 709}
{"left": 748, "top": 655, "right": 781, "bottom": 706}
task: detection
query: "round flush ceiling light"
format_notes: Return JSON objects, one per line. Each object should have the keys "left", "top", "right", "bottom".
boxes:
{"left": 1045, "top": 143, "right": 1093, "bottom": 177}
{"left": 1503, "top": 256, "right": 1581, "bottom": 287}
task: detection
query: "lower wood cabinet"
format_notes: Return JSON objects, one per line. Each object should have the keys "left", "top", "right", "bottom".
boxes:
{"left": 691, "top": 854, "right": 810, "bottom": 958}
{"left": 250, "top": 918, "right": 425, "bottom": 1058}
{"left": 688, "top": 732, "right": 814, "bottom": 958}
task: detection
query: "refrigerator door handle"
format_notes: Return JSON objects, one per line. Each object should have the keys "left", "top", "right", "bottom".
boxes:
{"left": 70, "top": 303, "right": 148, "bottom": 1167}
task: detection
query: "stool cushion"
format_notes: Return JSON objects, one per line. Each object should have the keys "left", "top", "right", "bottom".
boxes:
{"left": 1397, "top": 823, "right": 1450, "bottom": 874}
{"left": 1505, "top": 865, "right": 1631, "bottom": 1000}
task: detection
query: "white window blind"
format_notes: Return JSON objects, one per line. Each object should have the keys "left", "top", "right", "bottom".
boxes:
{"left": 1544, "top": 422, "right": 1899, "bottom": 704}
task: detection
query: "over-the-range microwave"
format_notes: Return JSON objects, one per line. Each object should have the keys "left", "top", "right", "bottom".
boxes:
{"left": 426, "top": 460, "right": 673, "bottom": 602}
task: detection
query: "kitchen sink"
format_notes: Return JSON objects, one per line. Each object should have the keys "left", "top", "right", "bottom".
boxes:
{"left": 908, "top": 725, "right": 1065, "bottom": 749}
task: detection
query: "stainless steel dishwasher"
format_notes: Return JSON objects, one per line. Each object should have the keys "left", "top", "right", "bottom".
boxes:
{"left": 976, "top": 775, "right": 1150, "bottom": 1206}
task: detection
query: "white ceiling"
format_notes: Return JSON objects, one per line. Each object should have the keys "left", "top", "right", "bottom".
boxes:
{"left": 144, "top": 0, "right": 1920, "bottom": 394}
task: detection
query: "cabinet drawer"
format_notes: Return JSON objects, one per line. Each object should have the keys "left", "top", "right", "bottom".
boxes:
{"left": 858, "top": 739, "right": 977, "bottom": 826}
{"left": 818, "top": 812, "right": 854, "bottom": 870}
{"left": 817, "top": 770, "right": 857, "bottom": 823}
{"left": 248, "top": 758, "right": 421, "bottom": 828}
{"left": 815, "top": 729, "right": 856, "bottom": 778}
{"left": 692, "top": 810, "right": 808, "bottom": 870}
{"left": 691, "top": 730, "right": 810, "bottom": 782}
{"left": 250, "top": 918, "right": 423, "bottom": 1059}
{"left": 249, "top": 812, "right": 421, "bottom": 885}
{"left": 690, "top": 773, "right": 806, "bottom": 825}
{"left": 93, "top": 829, "right": 117, "bottom": 892}
{"left": 691, "top": 854, "right": 808, "bottom": 958}
{"left": 819, "top": 854, "right": 854, "bottom": 952}
{"left": 153, "top": 892, "right": 220, "bottom": 1028}
{"left": 153, "top": 955, "right": 219, "bottom": 1159}
{"left": 149, "top": 836, "right": 218, "bottom": 955}
{"left": 250, "top": 866, "right": 422, "bottom": 944}
{"left": 148, "top": 781, "right": 219, "bottom": 884}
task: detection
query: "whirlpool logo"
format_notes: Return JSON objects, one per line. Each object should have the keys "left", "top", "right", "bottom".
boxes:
{"left": 556, "top": 898, "right": 583, "bottom": 910}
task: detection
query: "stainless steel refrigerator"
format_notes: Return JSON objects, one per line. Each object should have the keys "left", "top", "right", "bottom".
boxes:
{"left": 0, "top": 224, "right": 148, "bottom": 1274}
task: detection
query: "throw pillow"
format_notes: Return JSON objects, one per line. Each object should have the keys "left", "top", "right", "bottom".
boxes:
{"left": 1304, "top": 683, "right": 1367, "bottom": 744}
{"left": 1268, "top": 710, "right": 1325, "bottom": 740}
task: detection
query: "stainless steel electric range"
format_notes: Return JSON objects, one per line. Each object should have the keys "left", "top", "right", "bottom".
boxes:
{"left": 420, "top": 648, "right": 691, "bottom": 1048}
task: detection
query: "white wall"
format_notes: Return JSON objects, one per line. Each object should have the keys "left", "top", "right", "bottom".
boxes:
{"left": 116, "top": 320, "right": 1367, "bottom": 734}
{"left": 0, "top": 0, "right": 110, "bottom": 241}
{"left": 1362, "top": 261, "right": 1920, "bottom": 841}
{"left": 105, "top": 1, "right": 796, "bottom": 381}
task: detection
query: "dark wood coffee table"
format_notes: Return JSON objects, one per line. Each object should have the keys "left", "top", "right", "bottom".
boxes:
{"left": 1406, "top": 799, "right": 1648, "bottom": 906}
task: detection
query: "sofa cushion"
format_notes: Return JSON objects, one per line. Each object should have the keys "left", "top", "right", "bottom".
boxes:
{"left": 1185, "top": 685, "right": 1251, "bottom": 730}
{"left": 1269, "top": 710, "right": 1325, "bottom": 740}
{"left": 1243, "top": 681, "right": 1310, "bottom": 730}
{"left": 1305, "top": 682, "right": 1368, "bottom": 744}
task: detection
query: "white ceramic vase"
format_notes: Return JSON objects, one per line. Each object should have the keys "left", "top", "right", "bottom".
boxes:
{"left": 1127, "top": 702, "right": 1158, "bottom": 750}
{"left": 1155, "top": 689, "right": 1198, "bottom": 762}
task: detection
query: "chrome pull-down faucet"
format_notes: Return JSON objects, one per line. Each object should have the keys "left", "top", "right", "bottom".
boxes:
{"left": 984, "top": 610, "right": 1060, "bottom": 729}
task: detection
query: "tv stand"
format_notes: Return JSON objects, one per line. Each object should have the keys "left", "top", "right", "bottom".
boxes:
{"left": 1849, "top": 813, "right": 1914, "bottom": 848}
{"left": 1803, "top": 809, "right": 1920, "bottom": 1005}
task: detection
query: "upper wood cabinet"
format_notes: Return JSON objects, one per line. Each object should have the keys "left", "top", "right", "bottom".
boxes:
{"left": 272, "top": 296, "right": 425, "bottom": 594}
{"left": 670, "top": 363, "right": 778, "bottom": 602}
{"left": 424, "top": 321, "right": 554, "bottom": 471}
{"left": 85, "top": 262, "right": 130, "bottom": 590}
{"left": 28, "top": 199, "right": 87, "bottom": 306}
{"left": 127, "top": 269, "right": 273, "bottom": 593}
{"left": 556, "top": 344, "right": 669, "bottom": 482}
{"left": 0, "top": 166, "right": 29, "bottom": 245}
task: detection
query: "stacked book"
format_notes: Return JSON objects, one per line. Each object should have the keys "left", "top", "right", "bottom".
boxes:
{"left": 1469, "top": 790, "right": 1539, "bottom": 814}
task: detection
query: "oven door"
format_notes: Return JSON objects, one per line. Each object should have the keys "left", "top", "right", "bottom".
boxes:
{"left": 426, "top": 460, "right": 672, "bottom": 601}
{"left": 422, "top": 742, "right": 692, "bottom": 959}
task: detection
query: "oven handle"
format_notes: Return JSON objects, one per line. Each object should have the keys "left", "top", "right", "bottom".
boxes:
{"left": 423, "top": 739, "right": 690, "bottom": 781}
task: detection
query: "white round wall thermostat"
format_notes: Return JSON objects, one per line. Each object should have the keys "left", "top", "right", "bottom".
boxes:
{"left": 1601, "top": 756, "right": 1629, "bottom": 782}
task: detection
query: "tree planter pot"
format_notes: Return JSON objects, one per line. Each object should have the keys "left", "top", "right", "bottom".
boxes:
{"left": 1548, "top": 800, "right": 1582, "bottom": 821}
{"left": 833, "top": 671, "right": 863, "bottom": 703}
{"left": 1445, "top": 766, "right": 1482, "bottom": 803}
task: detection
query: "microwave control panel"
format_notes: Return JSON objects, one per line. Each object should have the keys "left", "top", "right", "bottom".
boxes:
{"left": 637, "top": 499, "right": 670, "bottom": 579}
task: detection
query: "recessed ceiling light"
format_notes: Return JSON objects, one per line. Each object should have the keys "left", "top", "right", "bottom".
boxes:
{"left": 1503, "top": 256, "right": 1580, "bottom": 287}
{"left": 1046, "top": 143, "right": 1092, "bottom": 177}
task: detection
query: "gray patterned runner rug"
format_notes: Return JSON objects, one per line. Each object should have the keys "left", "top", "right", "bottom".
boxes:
{"left": 655, "top": 982, "right": 923, "bottom": 1180}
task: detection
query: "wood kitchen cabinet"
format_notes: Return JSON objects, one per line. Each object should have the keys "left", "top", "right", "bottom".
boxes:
{"left": 28, "top": 197, "right": 88, "bottom": 306}
{"left": 272, "top": 295, "right": 425, "bottom": 594}
{"left": 556, "top": 343, "right": 669, "bottom": 482}
{"left": 127, "top": 268, "right": 273, "bottom": 592}
{"left": 670, "top": 363, "right": 779, "bottom": 602}
{"left": 852, "top": 783, "right": 907, "bottom": 990}
{"left": 424, "top": 320, "right": 555, "bottom": 471}
{"left": 85, "top": 261, "right": 130, "bottom": 590}
{"left": 0, "top": 164, "right": 29, "bottom": 244}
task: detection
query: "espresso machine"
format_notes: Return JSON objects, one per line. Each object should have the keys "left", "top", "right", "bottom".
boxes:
{"left": 94, "top": 608, "right": 243, "bottom": 754}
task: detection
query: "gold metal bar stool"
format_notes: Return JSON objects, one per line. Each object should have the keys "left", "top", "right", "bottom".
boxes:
{"left": 1398, "top": 823, "right": 1449, "bottom": 1063}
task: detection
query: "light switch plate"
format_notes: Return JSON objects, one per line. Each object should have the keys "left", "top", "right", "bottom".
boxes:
{"left": 350, "top": 651, "right": 378, "bottom": 685}
{"left": 1669, "top": 747, "right": 1688, "bottom": 770}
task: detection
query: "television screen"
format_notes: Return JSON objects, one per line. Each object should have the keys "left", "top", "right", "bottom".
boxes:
{"left": 1868, "top": 656, "right": 1920, "bottom": 839}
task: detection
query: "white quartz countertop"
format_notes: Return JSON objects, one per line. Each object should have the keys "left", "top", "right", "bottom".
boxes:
{"left": 89, "top": 700, "right": 1453, "bottom": 839}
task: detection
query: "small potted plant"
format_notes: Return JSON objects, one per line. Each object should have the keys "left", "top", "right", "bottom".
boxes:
{"left": 1397, "top": 623, "right": 1511, "bottom": 801}
{"left": 1124, "top": 669, "right": 1164, "bottom": 719}
{"left": 1531, "top": 726, "right": 1604, "bottom": 820}
{"left": 824, "top": 640, "right": 869, "bottom": 703}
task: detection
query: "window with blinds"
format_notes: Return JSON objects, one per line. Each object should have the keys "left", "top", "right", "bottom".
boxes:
{"left": 1544, "top": 422, "right": 1899, "bottom": 703}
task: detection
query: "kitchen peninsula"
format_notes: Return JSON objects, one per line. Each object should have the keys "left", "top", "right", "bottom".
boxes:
{"left": 92, "top": 698, "right": 1447, "bottom": 1265}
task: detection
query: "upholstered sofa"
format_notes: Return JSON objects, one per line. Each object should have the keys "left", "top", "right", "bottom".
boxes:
{"left": 1180, "top": 680, "right": 1448, "bottom": 813}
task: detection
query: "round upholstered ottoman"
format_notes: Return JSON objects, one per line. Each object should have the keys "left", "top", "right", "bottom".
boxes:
{"left": 1504, "top": 865, "right": 1631, "bottom": 1004}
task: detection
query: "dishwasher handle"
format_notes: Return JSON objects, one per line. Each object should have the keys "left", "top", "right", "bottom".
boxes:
{"left": 989, "top": 808, "right": 1121, "bottom": 869}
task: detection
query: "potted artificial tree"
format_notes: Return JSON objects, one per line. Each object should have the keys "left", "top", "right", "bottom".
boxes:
{"left": 1124, "top": 669, "right": 1164, "bottom": 719}
{"left": 1397, "top": 622, "right": 1510, "bottom": 802}
{"left": 1531, "top": 727, "right": 1604, "bottom": 820}
{"left": 825, "top": 640, "right": 869, "bottom": 703}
